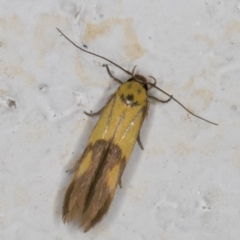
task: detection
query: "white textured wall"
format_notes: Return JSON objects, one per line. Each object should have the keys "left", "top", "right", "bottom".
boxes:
{"left": 1, "top": 1, "right": 240, "bottom": 239}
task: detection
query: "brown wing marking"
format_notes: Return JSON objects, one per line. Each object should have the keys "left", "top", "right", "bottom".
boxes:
{"left": 81, "top": 142, "right": 126, "bottom": 232}
{"left": 62, "top": 140, "right": 109, "bottom": 223}
{"left": 62, "top": 139, "right": 126, "bottom": 232}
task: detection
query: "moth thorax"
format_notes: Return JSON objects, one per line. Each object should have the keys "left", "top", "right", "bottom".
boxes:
{"left": 118, "top": 81, "right": 147, "bottom": 106}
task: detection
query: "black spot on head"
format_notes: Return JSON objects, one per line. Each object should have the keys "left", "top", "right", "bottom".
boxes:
{"left": 127, "top": 83, "right": 132, "bottom": 89}
{"left": 120, "top": 94, "right": 124, "bottom": 102}
{"left": 126, "top": 94, "right": 134, "bottom": 102}
{"left": 137, "top": 89, "right": 141, "bottom": 94}
{"left": 132, "top": 102, "right": 139, "bottom": 107}
{"left": 120, "top": 93, "right": 140, "bottom": 106}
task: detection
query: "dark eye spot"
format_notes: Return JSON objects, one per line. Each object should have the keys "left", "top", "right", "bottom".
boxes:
{"left": 132, "top": 102, "right": 139, "bottom": 107}
{"left": 120, "top": 94, "right": 134, "bottom": 105}
{"left": 120, "top": 93, "right": 139, "bottom": 106}
{"left": 127, "top": 84, "right": 132, "bottom": 89}
{"left": 137, "top": 89, "right": 141, "bottom": 94}
{"left": 126, "top": 94, "right": 133, "bottom": 103}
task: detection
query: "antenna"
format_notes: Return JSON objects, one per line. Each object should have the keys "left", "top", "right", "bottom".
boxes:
{"left": 57, "top": 28, "right": 218, "bottom": 126}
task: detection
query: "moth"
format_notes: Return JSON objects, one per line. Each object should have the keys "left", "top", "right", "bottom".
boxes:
{"left": 57, "top": 28, "right": 217, "bottom": 232}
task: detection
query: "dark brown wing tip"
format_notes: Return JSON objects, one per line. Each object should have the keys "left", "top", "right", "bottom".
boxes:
{"left": 83, "top": 226, "right": 91, "bottom": 233}
{"left": 62, "top": 179, "right": 76, "bottom": 224}
{"left": 81, "top": 194, "right": 113, "bottom": 232}
{"left": 62, "top": 214, "right": 69, "bottom": 224}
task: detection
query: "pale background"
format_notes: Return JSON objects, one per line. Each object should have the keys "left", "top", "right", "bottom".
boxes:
{"left": 1, "top": 1, "right": 240, "bottom": 239}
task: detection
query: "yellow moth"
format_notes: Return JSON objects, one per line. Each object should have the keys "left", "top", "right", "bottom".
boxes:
{"left": 57, "top": 28, "right": 217, "bottom": 232}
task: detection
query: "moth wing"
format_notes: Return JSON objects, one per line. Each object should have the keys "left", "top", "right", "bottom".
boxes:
{"left": 62, "top": 88, "right": 148, "bottom": 232}
{"left": 62, "top": 140, "right": 110, "bottom": 224}
{"left": 81, "top": 141, "right": 126, "bottom": 232}
{"left": 80, "top": 104, "right": 148, "bottom": 231}
{"left": 62, "top": 139, "right": 125, "bottom": 232}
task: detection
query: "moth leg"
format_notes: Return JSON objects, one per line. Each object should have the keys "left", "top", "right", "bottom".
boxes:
{"left": 103, "top": 64, "right": 123, "bottom": 84}
{"left": 137, "top": 135, "right": 144, "bottom": 150}
{"left": 119, "top": 179, "right": 122, "bottom": 188}
{"left": 84, "top": 94, "right": 115, "bottom": 117}
{"left": 84, "top": 106, "right": 105, "bottom": 117}
{"left": 136, "top": 102, "right": 148, "bottom": 151}
{"left": 148, "top": 95, "right": 173, "bottom": 103}
{"left": 66, "top": 160, "right": 80, "bottom": 173}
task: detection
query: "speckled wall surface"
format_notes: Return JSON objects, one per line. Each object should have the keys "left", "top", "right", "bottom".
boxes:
{"left": 1, "top": 1, "right": 240, "bottom": 239}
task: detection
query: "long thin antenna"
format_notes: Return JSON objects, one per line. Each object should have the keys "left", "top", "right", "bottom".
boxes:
{"left": 57, "top": 28, "right": 218, "bottom": 126}
{"left": 151, "top": 84, "right": 218, "bottom": 125}
{"left": 57, "top": 28, "right": 132, "bottom": 76}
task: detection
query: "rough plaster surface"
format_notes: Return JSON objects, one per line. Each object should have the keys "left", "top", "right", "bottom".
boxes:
{"left": 1, "top": 1, "right": 240, "bottom": 239}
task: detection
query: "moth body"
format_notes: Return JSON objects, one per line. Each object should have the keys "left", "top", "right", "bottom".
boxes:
{"left": 63, "top": 80, "right": 148, "bottom": 232}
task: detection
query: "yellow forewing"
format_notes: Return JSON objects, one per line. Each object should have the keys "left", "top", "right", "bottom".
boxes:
{"left": 63, "top": 81, "right": 148, "bottom": 231}
{"left": 89, "top": 81, "right": 148, "bottom": 160}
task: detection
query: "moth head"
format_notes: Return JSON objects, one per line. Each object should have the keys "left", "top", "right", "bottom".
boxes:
{"left": 118, "top": 79, "right": 148, "bottom": 107}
